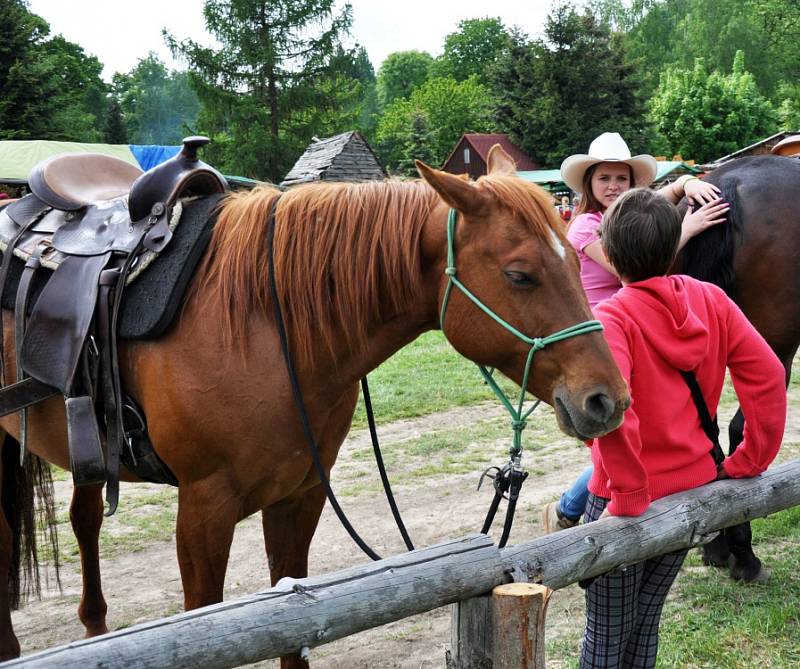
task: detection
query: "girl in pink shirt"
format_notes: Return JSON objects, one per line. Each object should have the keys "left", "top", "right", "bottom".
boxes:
{"left": 561, "top": 133, "right": 727, "bottom": 308}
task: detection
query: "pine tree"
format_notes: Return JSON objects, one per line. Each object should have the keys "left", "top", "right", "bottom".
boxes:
{"left": 104, "top": 99, "right": 128, "bottom": 144}
{"left": 166, "top": 0, "right": 356, "bottom": 182}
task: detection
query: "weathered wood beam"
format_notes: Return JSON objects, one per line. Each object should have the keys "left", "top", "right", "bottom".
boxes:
{"left": 3, "top": 535, "right": 503, "bottom": 669}
{"left": 5, "top": 460, "right": 800, "bottom": 669}
{"left": 502, "top": 459, "right": 800, "bottom": 589}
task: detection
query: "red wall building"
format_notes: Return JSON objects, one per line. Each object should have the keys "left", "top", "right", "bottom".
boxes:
{"left": 442, "top": 133, "right": 540, "bottom": 179}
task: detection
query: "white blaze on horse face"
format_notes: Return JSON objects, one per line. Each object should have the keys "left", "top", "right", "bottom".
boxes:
{"left": 549, "top": 228, "right": 567, "bottom": 260}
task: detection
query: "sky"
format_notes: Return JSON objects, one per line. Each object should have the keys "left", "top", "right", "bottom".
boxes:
{"left": 27, "top": 0, "right": 555, "bottom": 82}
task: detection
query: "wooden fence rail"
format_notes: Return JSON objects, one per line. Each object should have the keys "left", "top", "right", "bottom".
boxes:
{"left": 5, "top": 459, "right": 800, "bottom": 669}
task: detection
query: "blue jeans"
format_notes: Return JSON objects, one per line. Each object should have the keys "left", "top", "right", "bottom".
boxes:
{"left": 559, "top": 465, "right": 593, "bottom": 520}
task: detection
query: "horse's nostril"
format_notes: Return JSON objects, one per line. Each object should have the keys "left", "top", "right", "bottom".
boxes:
{"left": 585, "top": 392, "right": 615, "bottom": 424}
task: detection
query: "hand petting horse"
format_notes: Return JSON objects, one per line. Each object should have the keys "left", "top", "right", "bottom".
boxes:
{"left": 0, "top": 145, "right": 629, "bottom": 667}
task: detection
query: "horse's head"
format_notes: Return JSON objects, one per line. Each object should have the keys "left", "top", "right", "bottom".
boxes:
{"left": 416, "top": 146, "right": 629, "bottom": 440}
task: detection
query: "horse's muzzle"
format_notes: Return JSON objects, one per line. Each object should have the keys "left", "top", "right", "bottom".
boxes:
{"left": 553, "top": 386, "right": 628, "bottom": 440}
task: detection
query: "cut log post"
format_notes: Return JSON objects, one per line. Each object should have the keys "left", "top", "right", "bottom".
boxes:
{"left": 491, "top": 583, "right": 551, "bottom": 669}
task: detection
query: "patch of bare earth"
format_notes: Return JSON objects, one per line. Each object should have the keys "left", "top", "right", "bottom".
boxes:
{"left": 11, "top": 393, "right": 800, "bottom": 668}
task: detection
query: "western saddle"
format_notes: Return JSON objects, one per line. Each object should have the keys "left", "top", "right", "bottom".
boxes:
{"left": 771, "top": 135, "right": 800, "bottom": 158}
{"left": 0, "top": 136, "right": 227, "bottom": 513}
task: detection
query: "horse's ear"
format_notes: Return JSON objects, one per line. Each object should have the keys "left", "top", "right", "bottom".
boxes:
{"left": 416, "top": 160, "right": 487, "bottom": 213}
{"left": 486, "top": 144, "right": 517, "bottom": 175}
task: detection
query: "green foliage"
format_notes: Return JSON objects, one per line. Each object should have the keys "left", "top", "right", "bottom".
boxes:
{"left": 374, "top": 76, "right": 494, "bottom": 174}
{"left": 376, "top": 50, "right": 434, "bottom": 109}
{"left": 0, "top": 1, "right": 109, "bottom": 142}
{"left": 650, "top": 52, "right": 778, "bottom": 163}
{"left": 167, "top": 0, "right": 359, "bottom": 182}
{"left": 776, "top": 82, "right": 800, "bottom": 131}
{"left": 103, "top": 99, "right": 128, "bottom": 144}
{"left": 624, "top": 0, "right": 800, "bottom": 98}
{"left": 432, "top": 17, "right": 510, "bottom": 83}
{"left": 487, "top": 6, "right": 653, "bottom": 167}
{"left": 351, "top": 46, "right": 380, "bottom": 140}
{"left": 112, "top": 53, "right": 200, "bottom": 145}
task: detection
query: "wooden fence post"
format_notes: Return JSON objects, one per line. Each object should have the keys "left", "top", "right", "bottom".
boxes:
{"left": 446, "top": 595, "right": 493, "bottom": 669}
{"left": 491, "top": 583, "right": 551, "bottom": 669}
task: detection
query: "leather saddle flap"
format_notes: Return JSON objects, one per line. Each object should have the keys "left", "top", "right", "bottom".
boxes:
{"left": 20, "top": 252, "right": 111, "bottom": 392}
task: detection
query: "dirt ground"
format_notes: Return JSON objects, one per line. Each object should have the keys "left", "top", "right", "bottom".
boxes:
{"left": 10, "top": 391, "right": 800, "bottom": 668}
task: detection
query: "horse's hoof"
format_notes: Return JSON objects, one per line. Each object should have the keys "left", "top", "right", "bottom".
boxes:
{"left": 730, "top": 562, "right": 770, "bottom": 583}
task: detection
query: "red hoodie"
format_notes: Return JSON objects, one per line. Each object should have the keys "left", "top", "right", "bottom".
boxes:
{"left": 589, "top": 275, "right": 786, "bottom": 516}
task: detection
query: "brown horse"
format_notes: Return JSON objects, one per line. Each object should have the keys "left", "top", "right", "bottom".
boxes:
{"left": 0, "top": 146, "right": 629, "bottom": 666}
{"left": 676, "top": 153, "right": 800, "bottom": 582}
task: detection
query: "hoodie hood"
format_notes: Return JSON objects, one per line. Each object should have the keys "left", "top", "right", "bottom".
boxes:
{"left": 606, "top": 275, "right": 710, "bottom": 370}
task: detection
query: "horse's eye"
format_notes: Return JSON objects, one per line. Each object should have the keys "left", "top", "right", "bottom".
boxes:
{"left": 504, "top": 270, "right": 536, "bottom": 287}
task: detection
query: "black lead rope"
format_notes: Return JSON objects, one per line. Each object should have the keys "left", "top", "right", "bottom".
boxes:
{"left": 479, "top": 452, "right": 529, "bottom": 548}
{"left": 361, "top": 376, "right": 415, "bottom": 551}
{"left": 267, "top": 198, "right": 382, "bottom": 561}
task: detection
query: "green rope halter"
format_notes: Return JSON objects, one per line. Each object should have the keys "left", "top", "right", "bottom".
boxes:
{"left": 440, "top": 209, "right": 604, "bottom": 455}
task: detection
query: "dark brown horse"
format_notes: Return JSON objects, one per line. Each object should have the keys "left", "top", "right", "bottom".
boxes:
{"left": 676, "top": 153, "right": 800, "bottom": 582}
{"left": 0, "top": 146, "right": 630, "bottom": 666}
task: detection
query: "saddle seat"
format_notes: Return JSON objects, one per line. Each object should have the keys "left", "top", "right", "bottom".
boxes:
{"left": 771, "top": 135, "right": 800, "bottom": 157}
{"left": 1, "top": 136, "right": 229, "bottom": 262}
{"left": 29, "top": 154, "right": 143, "bottom": 211}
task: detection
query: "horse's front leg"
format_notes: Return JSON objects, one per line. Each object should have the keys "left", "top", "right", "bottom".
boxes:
{"left": 70, "top": 482, "right": 109, "bottom": 636}
{"left": 0, "top": 441, "right": 21, "bottom": 661}
{"left": 175, "top": 476, "right": 241, "bottom": 609}
{"left": 262, "top": 483, "right": 328, "bottom": 669}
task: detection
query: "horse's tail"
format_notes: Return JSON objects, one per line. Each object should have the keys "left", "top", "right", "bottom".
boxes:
{"left": 676, "top": 180, "right": 742, "bottom": 298}
{"left": 1, "top": 437, "right": 61, "bottom": 609}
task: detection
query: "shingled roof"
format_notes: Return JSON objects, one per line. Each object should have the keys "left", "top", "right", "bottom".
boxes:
{"left": 281, "top": 131, "right": 386, "bottom": 186}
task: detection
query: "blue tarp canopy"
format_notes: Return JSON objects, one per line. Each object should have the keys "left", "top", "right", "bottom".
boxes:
{"left": 129, "top": 144, "right": 181, "bottom": 171}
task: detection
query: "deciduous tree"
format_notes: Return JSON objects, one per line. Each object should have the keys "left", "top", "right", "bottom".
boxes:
{"left": 113, "top": 53, "right": 200, "bottom": 145}
{"left": 432, "top": 17, "right": 509, "bottom": 83}
{"left": 376, "top": 50, "right": 434, "bottom": 109}
{"left": 375, "top": 76, "right": 493, "bottom": 174}
{"left": 650, "top": 52, "right": 778, "bottom": 162}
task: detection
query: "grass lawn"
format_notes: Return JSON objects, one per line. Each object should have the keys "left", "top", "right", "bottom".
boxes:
{"left": 350, "top": 330, "right": 520, "bottom": 429}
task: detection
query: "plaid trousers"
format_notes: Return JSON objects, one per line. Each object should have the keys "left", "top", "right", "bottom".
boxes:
{"left": 579, "top": 493, "right": 687, "bottom": 669}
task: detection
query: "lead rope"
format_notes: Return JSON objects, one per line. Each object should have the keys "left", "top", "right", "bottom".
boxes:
{"left": 267, "top": 197, "right": 383, "bottom": 561}
{"left": 441, "top": 209, "right": 604, "bottom": 547}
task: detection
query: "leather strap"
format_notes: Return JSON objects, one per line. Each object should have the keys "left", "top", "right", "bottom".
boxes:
{"left": 0, "top": 214, "right": 46, "bottom": 385}
{"left": 0, "top": 377, "right": 59, "bottom": 416}
{"left": 680, "top": 370, "right": 725, "bottom": 466}
{"left": 14, "top": 246, "right": 44, "bottom": 462}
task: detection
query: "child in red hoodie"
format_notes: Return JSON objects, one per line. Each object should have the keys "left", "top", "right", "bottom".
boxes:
{"left": 579, "top": 188, "right": 786, "bottom": 669}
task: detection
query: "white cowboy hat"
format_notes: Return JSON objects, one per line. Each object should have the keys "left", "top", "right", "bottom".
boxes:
{"left": 560, "top": 133, "right": 657, "bottom": 194}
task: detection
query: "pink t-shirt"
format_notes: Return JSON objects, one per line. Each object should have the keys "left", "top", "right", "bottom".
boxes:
{"left": 566, "top": 212, "right": 621, "bottom": 307}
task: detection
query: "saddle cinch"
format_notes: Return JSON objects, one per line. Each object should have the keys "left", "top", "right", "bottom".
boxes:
{"left": 0, "top": 137, "right": 228, "bottom": 514}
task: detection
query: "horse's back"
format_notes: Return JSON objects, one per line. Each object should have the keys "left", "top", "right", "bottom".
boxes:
{"left": 704, "top": 156, "right": 800, "bottom": 357}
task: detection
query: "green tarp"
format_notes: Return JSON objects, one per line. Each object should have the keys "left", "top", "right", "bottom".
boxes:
{"left": 0, "top": 140, "right": 140, "bottom": 182}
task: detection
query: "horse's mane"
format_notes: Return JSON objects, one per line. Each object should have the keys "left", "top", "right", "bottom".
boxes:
{"left": 197, "top": 174, "right": 563, "bottom": 366}
{"left": 676, "top": 180, "right": 740, "bottom": 298}
{"left": 197, "top": 180, "right": 435, "bottom": 364}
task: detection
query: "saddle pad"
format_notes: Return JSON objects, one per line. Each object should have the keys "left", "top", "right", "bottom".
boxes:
{"left": 1, "top": 193, "right": 224, "bottom": 340}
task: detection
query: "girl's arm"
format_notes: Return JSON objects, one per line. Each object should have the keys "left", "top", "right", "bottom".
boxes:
{"left": 583, "top": 239, "right": 619, "bottom": 276}
{"left": 658, "top": 174, "right": 721, "bottom": 204}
